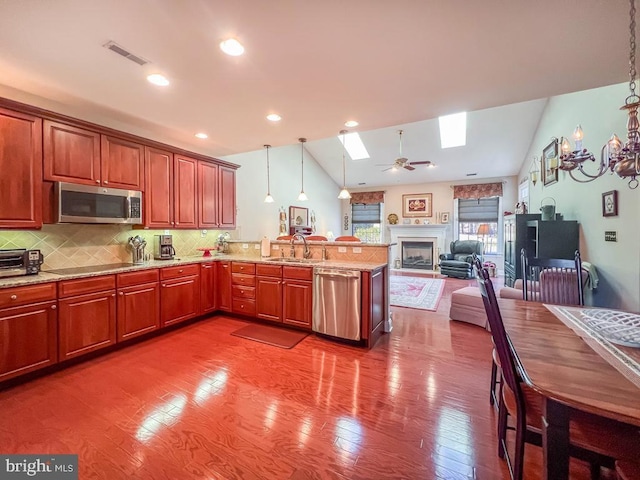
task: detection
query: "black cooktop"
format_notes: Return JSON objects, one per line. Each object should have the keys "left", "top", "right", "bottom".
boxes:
{"left": 45, "top": 263, "right": 133, "bottom": 275}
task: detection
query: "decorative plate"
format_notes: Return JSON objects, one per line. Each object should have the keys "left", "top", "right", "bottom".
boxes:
{"left": 579, "top": 309, "right": 640, "bottom": 348}
{"left": 387, "top": 213, "right": 399, "bottom": 225}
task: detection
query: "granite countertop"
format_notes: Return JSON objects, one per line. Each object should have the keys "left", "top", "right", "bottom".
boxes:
{"left": 0, "top": 255, "right": 388, "bottom": 289}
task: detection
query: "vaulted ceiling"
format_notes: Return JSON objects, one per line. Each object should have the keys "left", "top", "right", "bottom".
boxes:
{"left": 0, "top": 0, "right": 630, "bottom": 186}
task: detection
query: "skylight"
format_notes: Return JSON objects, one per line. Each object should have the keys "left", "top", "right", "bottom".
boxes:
{"left": 439, "top": 112, "right": 467, "bottom": 148}
{"left": 338, "top": 132, "right": 369, "bottom": 160}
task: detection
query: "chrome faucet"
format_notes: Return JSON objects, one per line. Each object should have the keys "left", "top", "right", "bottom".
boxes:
{"left": 290, "top": 233, "right": 311, "bottom": 259}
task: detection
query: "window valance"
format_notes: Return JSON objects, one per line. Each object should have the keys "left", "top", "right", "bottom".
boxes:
{"left": 350, "top": 191, "right": 385, "bottom": 204}
{"left": 453, "top": 182, "right": 503, "bottom": 199}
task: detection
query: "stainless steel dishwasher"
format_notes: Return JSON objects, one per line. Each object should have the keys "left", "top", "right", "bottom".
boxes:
{"left": 312, "top": 267, "right": 361, "bottom": 340}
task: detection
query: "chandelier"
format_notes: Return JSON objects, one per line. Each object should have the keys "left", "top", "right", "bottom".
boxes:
{"left": 557, "top": 0, "right": 640, "bottom": 189}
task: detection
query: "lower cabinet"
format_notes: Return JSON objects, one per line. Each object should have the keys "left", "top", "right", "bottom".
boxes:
{"left": 361, "top": 266, "right": 387, "bottom": 345}
{"left": 160, "top": 264, "right": 200, "bottom": 326}
{"left": 200, "top": 262, "right": 217, "bottom": 314}
{"left": 58, "top": 275, "right": 117, "bottom": 360}
{"left": 282, "top": 266, "right": 313, "bottom": 329}
{"left": 217, "top": 261, "right": 232, "bottom": 312}
{"left": 116, "top": 269, "right": 160, "bottom": 341}
{"left": 0, "top": 282, "right": 58, "bottom": 381}
{"left": 256, "top": 264, "right": 283, "bottom": 323}
{"left": 231, "top": 262, "right": 256, "bottom": 316}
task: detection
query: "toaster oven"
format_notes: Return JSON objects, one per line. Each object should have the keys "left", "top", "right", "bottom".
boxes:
{"left": 0, "top": 249, "right": 43, "bottom": 278}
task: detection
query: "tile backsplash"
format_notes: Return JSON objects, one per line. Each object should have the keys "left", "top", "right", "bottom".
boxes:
{"left": 0, "top": 225, "right": 232, "bottom": 270}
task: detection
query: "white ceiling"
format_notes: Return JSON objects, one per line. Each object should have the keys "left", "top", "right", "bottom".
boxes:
{"left": 0, "top": 0, "right": 631, "bottom": 187}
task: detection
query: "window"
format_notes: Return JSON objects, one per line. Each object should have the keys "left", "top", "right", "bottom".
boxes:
{"left": 351, "top": 203, "right": 382, "bottom": 243}
{"left": 457, "top": 197, "right": 499, "bottom": 254}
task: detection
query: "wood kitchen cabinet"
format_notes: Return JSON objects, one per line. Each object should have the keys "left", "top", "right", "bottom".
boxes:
{"left": 116, "top": 269, "right": 160, "bottom": 342}
{"left": 217, "top": 261, "right": 232, "bottom": 312}
{"left": 197, "top": 161, "right": 236, "bottom": 229}
{"left": 174, "top": 154, "right": 198, "bottom": 228}
{"left": 361, "top": 266, "right": 387, "bottom": 348}
{"left": 231, "top": 262, "right": 256, "bottom": 316}
{"left": 0, "top": 107, "right": 42, "bottom": 229}
{"left": 200, "top": 262, "right": 217, "bottom": 315}
{"left": 218, "top": 165, "right": 236, "bottom": 228}
{"left": 0, "top": 283, "right": 57, "bottom": 381}
{"left": 282, "top": 266, "right": 313, "bottom": 329}
{"left": 58, "top": 275, "right": 117, "bottom": 360}
{"left": 100, "top": 135, "right": 145, "bottom": 190}
{"left": 160, "top": 264, "right": 200, "bottom": 326}
{"left": 256, "top": 264, "right": 282, "bottom": 323}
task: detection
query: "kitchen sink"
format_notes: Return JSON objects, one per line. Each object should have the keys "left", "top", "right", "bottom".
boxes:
{"left": 265, "top": 257, "right": 321, "bottom": 264}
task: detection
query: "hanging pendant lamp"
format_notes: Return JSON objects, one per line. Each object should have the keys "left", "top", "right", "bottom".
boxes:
{"left": 298, "top": 138, "right": 308, "bottom": 201}
{"left": 263, "top": 144, "right": 274, "bottom": 203}
{"left": 338, "top": 129, "right": 352, "bottom": 199}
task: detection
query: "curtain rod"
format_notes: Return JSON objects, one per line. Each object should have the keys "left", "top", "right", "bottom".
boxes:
{"left": 449, "top": 180, "right": 507, "bottom": 189}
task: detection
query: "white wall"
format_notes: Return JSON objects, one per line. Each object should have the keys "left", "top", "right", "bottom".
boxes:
{"left": 518, "top": 83, "right": 640, "bottom": 311}
{"left": 222, "top": 145, "right": 342, "bottom": 240}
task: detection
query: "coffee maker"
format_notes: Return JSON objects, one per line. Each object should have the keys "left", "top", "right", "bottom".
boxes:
{"left": 154, "top": 235, "right": 175, "bottom": 260}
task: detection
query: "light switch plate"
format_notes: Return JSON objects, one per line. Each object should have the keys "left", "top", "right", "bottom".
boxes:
{"left": 353, "top": 247, "right": 362, "bottom": 253}
{"left": 273, "top": 245, "right": 280, "bottom": 250}
{"left": 605, "top": 231, "right": 617, "bottom": 242}
{"left": 242, "top": 243, "right": 249, "bottom": 249}
{"left": 338, "top": 246, "right": 347, "bottom": 253}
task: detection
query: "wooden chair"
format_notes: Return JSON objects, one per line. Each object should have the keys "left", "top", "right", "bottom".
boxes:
{"left": 334, "top": 235, "right": 361, "bottom": 242}
{"left": 276, "top": 235, "right": 293, "bottom": 240}
{"left": 616, "top": 460, "right": 640, "bottom": 480}
{"left": 473, "top": 258, "right": 640, "bottom": 480}
{"left": 306, "top": 235, "right": 328, "bottom": 241}
{"left": 520, "top": 248, "right": 584, "bottom": 305}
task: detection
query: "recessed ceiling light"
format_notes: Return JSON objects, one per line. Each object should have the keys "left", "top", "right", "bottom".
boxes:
{"left": 345, "top": 120, "right": 359, "bottom": 128}
{"left": 439, "top": 112, "right": 467, "bottom": 148}
{"left": 146, "top": 73, "right": 170, "bottom": 86}
{"left": 195, "top": 133, "right": 208, "bottom": 139}
{"left": 337, "top": 132, "right": 370, "bottom": 160}
{"left": 220, "top": 38, "right": 245, "bottom": 56}
{"left": 266, "top": 113, "right": 282, "bottom": 122}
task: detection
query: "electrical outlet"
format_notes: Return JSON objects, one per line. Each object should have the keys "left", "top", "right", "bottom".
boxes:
{"left": 254, "top": 244, "right": 260, "bottom": 249}
{"left": 605, "top": 231, "right": 617, "bottom": 242}
{"left": 163, "top": 229, "right": 170, "bottom": 235}
{"left": 200, "top": 229, "right": 207, "bottom": 238}
{"left": 242, "top": 243, "right": 249, "bottom": 249}
{"left": 273, "top": 245, "right": 280, "bottom": 250}
{"left": 338, "top": 246, "right": 347, "bottom": 253}
{"left": 353, "top": 247, "right": 362, "bottom": 253}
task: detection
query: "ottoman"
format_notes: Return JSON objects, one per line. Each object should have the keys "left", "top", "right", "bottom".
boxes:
{"left": 449, "top": 286, "right": 487, "bottom": 328}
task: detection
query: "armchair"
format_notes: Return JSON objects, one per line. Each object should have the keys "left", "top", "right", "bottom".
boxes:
{"left": 439, "top": 240, "right": 484, "bottom": 279}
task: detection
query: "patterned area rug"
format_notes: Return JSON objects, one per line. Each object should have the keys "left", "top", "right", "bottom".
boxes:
{"left": 390, "top": 276, "right": 445, "bottom": 311}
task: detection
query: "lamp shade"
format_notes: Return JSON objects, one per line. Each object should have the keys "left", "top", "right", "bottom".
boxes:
{"left": 476, "top": 223, "right": 491, "bottom": 236}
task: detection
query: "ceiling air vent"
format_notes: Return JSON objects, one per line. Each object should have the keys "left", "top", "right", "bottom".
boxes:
{"left": 466, "top": 173, "right": 478, "bottom": 176}
{"left": 103, "top": 41, "right": 148, "bottom": 66}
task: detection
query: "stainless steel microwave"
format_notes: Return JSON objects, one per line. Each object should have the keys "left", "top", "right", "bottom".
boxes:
{"left": 55, "top": 182, "right": 143, "bottom": 224}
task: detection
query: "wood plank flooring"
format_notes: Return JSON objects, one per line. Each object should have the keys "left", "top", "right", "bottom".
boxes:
{"left": 0, "top": 275, "right": 612, "bottom": 479}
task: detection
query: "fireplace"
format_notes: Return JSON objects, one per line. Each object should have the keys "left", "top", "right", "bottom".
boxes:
{"left": 401, "top": 241, "right": 434, "bottom": 270}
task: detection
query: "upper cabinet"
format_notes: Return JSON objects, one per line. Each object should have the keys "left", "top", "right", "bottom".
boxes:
{"left": 197, "top": 162, "right": 236, "bottom": 229}
{"left": 144, "top": 146, "right": 174, "bottom": 228}
{"left": 218, "top": 165, "right": 236, "bottom": 229}
{"left": 174, "top": 155, "right": 198, "bottom": 228}
{"left": 0, "top": 107, "right": 42, "bottom": 229}
{"left": 44, "top": 121, "right": 144, "bottom": 191}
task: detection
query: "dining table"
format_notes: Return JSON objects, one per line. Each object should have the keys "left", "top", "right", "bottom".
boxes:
{"left": 497, "top": 297, "right": 640, "bottom": 480}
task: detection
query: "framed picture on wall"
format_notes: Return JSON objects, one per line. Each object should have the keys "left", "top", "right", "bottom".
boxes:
{"left": 289, "top": 206, "right": 308, "bottom": 227}
{"left": 542, "top": 138, "right": 558, "bottom": 186}
{"left": 402, "top": 193, "right": 433, "bottom": 217}
{"left": 440, "top": 212, "right": 450, "bottom": 224}
{"left": 602, "top": 190, "right": 618, "bottom": 217}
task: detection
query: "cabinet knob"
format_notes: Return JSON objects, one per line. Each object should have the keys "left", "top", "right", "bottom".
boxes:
{"left": 176, "top": 222, "right": 179, "bottom": 225}
{"left": 111, "top": 293, "right": 116, "bottom": 297}
{"left": 240, "top": 304, "right": 244, "bottom": 309}
{"left": 162, "top": 284, "right": 166, "bottom": 287}
{"left": 104, "top": 181, "right": 109, "bottom": 184}
{"left": 51, "top": 305, "right": 57, "bottom": 310}
{"left": 119, "top": 292, "right": 124, "bottom": 296}
{"left": 10, "top": 294, "right": 17, "bottom": 300}
{"left": 179, "top": 269, "right": 183, "bottom": 273}
{"left": 96, "top": 179, "right": 100, "bottom": 184}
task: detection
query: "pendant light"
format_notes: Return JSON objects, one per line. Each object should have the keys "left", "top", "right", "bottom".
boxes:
{"left": 297, "top": 138, "right": 308, "bottom": 201}
{"left": 263, "top": 144, "right": 274, "bottom": 203}
{"left": 338, "top": 129, "right": 352, "bottom": 199}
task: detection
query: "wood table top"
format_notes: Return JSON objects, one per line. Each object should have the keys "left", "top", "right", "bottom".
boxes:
{"left": 497, "top": 298, "right": 640, "bottom": 427}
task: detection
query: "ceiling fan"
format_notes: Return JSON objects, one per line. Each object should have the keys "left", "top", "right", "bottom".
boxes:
{"left": 377, "top": 130, "right": 435, "bottom": 172}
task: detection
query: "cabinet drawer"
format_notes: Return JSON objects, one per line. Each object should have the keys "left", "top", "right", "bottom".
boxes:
{"left": 117, "top": 269, "right": 159, "bottom": 288}
{"left": 232, "top": 285, "right": 255, "bottom": 299}
{"left": 0, "top": 282, "right": 57, "bottom": 309}
{"left": 232, "top": 262, "right": 255, "bottom": 274}
{"left": 232, "top": 273, "right": 255, "bottom": 287}
{"left": 232, "top": 298, "right": 256, "bottom": 316}
{"left": 256, "top": 264, "right": 282, "bottom": 278}
{"left": 283, "top": 265, "right": 313, "bottom": 281}
{"left": 58, "top": 275, "right": 116, "bottom": 298}
{"left": 160, "top": 264, "right": 199, "bottom": 280}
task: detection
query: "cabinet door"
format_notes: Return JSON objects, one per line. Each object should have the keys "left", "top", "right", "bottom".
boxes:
{"left": 100, "top": 135, "right": 145, "bottom": 190}
{"left": 256, "top": 276, "right": 282, "bottom": 323}
{"left": 0, "top": 300, "right": 57, "bottom": 382}
{"left": 116, "top": 282, "right": 160, "bottom": 341}
{"left": 144, "top": 146, "right": 174, "bottom": 227}
{"left": 198, "top": 161, "right": 219, "bottom": 228}
{"left": 161, "top": 275, "right": 200, "bottom": 326}
{"left": 218, "top": 166, "right": 236, "bottom": 228}
{"left": 174, "top": 155, "right": 198, "bottom": 228}
{"left": 200, "top": 263, "right": 217, "bottom": 315}
{"left": 0, "top": 108, "right": 42, "bottom": 228}
{"left": 58, "top": 290, "right": 116, "bottom": 360}
{"left": 282, "top": 280, "right": 312, "bottom": 329}
{"left": 43, "top": 120, "right": 101, "bottom": 185}
{"left": 217, "top": 261, "right": 232, "bottom": 312}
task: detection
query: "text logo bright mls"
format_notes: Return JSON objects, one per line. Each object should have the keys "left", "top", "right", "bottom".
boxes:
{"left": 0, "top": 455, "right": 77, "bottom": 479}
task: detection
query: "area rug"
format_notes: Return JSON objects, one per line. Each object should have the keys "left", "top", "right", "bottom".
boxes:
{"left": 390, "top": 276, "right": 445, "bottom": 311}
{"left": 231, "top": 324, "right": 309, "bottom": 349}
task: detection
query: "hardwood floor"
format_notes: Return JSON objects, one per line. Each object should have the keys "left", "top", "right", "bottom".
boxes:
{"left": 0, "top": 275, "right": 610, "bottom": 479}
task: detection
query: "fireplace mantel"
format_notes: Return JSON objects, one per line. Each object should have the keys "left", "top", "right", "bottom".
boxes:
{"left": 387, "top": 224, "right": 451, "bottom": 271}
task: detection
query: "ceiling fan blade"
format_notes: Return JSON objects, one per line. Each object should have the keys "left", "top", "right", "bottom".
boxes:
{"left": 410, "top": 161, "right": 432, "bottom": 166}
{"left": 381, "top": 166, "right": 393, "bottom": 172}
{"left": 403, "top": 165, "right": 416, "bottom": 171}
